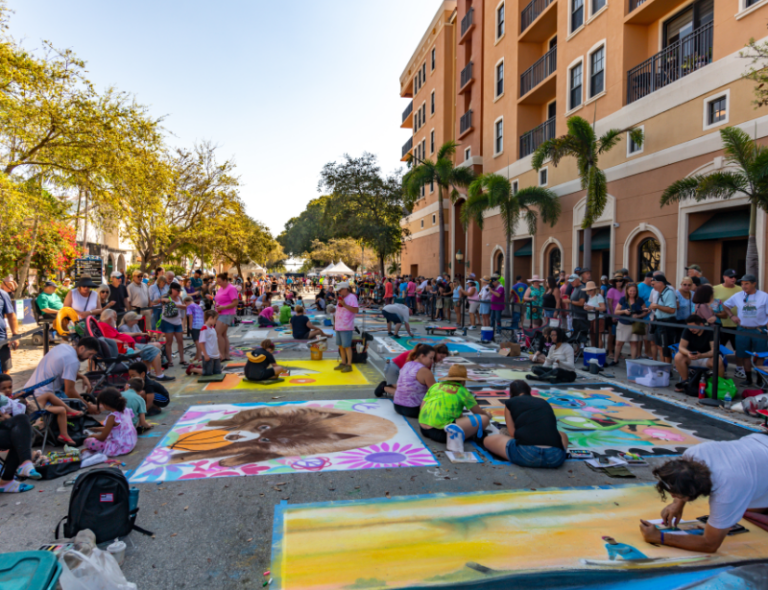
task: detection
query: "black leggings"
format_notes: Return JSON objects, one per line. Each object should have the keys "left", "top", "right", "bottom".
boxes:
{"left": 394, "top": 404, "right": 420, "bottom": 419}
{"left": 0, "top": 415, "right": 33, "bottom": 481}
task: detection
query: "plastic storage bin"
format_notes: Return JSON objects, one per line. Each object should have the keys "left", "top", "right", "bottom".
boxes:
{"left": 0, "top": 551, "right": 61, "bottom": 590}
{"left": 626, "top": 359, "right": 672, "bottom": 388}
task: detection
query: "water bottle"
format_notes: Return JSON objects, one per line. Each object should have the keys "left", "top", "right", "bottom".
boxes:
{"left": 698, "top": 382, "right": 705, "bottom": 400}
{"left": 724, "top": 391, "right": 732, "bottom": 410}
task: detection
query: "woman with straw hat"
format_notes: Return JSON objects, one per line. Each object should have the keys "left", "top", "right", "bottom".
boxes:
{"left": 418, "top": 364, "right": 491, "bottom": 453}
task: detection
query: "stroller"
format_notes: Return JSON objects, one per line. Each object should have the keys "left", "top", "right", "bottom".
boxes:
{"left": 84, "top": 336, "right": 141, "bottom": 396}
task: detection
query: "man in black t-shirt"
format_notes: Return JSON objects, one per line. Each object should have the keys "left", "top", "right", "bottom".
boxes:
{"left": 289, "top": 305, "right": 330, "bottom": 340}
{"left": 483, "top": 380, "right": 568, "bottom": 468}
{"left": 244, "top": 340, "right": 290, "bottom": 381}
{"left": 674, "top": 315, "right": 723, "bottom": 391}
{"left": 108, "top": 272, "right": 130, "bottom": 315}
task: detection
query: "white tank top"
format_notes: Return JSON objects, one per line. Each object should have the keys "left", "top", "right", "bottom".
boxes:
{"left": 71, "top": 289, "right": 97, "bottom": 313}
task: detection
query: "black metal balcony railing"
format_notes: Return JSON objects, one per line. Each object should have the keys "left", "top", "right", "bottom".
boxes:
{"left": 519, "top": 117, "right": 556, "bottom": 158}
{"left": 520, "top": 45, "right": 557, "bottom": 97}
{"left": 402, "top": 101, "right": 413, "bottom": 123}
{"left": 627, "top": 21, "right": 713, "bottom": 104}
{"left": 629, "top": 0, "right": 648, "bottom": 11}
{"left": 521, "top": 0, "right": 554, "bottom": 32}
{"left": 461, "top": 7, "right": 474, "bottom": 37}
{"left": 460, "top": 110, "right": 473, "bottom": 135}
{"left": 460, "top": 61, "right": 474, "bottom": 89}
{"left": 402, "top": 136, "right": 413, "bottom": 159}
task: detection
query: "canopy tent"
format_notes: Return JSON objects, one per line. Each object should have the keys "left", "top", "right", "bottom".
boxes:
{"left": 319, "top": 262, "right": 338, "bottom": 276}
{"left": 328, "top": 261, "right": 355, "bottom": 275}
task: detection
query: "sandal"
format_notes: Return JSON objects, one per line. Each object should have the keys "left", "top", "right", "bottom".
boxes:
{"left": 57, "top": 435, "right": 76, "bottom": 445}
{"left": 66, "top": 410, "right": 84, "bottom": 418}
{"left": 180, "top": 361, "right": 189, "bottom": 367}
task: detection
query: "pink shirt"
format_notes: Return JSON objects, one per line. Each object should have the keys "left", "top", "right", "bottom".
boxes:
{"left": 260, "top": 307, "right": 275, "bottom": 320}
{"left": 335, "top": 293, "right": 358, "bottom": 331}
{"left": 606, "top": 287, "right": 625, "bottom": 314}
{"left": 215, "top": 284, "right": 239, "bottom": 315}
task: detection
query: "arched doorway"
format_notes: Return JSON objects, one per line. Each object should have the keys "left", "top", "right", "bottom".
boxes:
{"left": 638, "top": 238, "right": 661, "bottom": 278}
{"left": 117, "top": 254, "right": 126, "bottom": 274}
{"left": 106, "top": 254, "right": 114, "bottom": 280}
{"left": 494, "top": 250, "right": 504, "bottom": 276}
{"left": 547, "top": 248, "right": 561, "bottom": 278}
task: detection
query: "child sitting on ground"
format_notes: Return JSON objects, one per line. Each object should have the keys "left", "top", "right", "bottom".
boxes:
{"left": 85, "top": 388, "right": 137, "bottom": 457}
{"left": 279, "top": 302, "right": 293, "bottom": 325}
{"left": 184, "top": 295, "right": 205, "bottom": 362}
{"left": 122, "top": 378, "right": 153, "bottom": 434}
{"left": 128, "top": 362, "right": 169, "bottom": 417}
{"left": 189, "top": 310, "right": 222, "bottom": 376}
{"left": 6, "top": 374, "right": 84, "bottom": 446}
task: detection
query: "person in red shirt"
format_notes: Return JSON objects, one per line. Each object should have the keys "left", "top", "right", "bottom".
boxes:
{"left": 384, "top": 278, "right": 394, "bottom": 305}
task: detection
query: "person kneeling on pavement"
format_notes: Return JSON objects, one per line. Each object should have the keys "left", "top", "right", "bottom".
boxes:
{"left": 674, "top": 315, "right": 724, "bottom": 393}
{"left": 245, "top": 339, "right": 290, "bottom": 381}
{"left": 418, "top": 365, "right": 491, "bottom": 452}
{"left": 484, "top": 380, "right": 569, "bottom": 468}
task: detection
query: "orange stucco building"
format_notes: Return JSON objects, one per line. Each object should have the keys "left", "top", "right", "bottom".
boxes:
{"left": 399, "top": 0, "right": 768, "bottom": 286}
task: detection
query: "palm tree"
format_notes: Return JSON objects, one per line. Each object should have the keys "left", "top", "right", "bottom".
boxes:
{"left": 402, "top": 141, "right": 476, "bottom": 276}
{"left": 532, "top": 116, "right": 643, "bottom": 269}
{"left": 661, "top": 127, "right": 767, "bottom": 278}
{"left": 463, "top": 173, "right": 561, "bottom": 304}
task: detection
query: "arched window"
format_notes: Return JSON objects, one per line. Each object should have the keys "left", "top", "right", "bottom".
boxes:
{"left": 494, "top": 251, "right": 504, "bottom": 275}
{"left": 548, "top": 248, "right": 561, "bottom": 278}
{"left": 638, "top": 238, "right": 660, "bottom": 277}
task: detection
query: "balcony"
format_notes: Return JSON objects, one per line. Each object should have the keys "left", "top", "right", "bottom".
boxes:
{"left": 626, "top": 0, "right": 688, "bottom": 25}
{"left": 520, "top": 46, "right": 556, "bottom": 97}
{"left": 519, "top": 0, "right": 557, "bottom": 42}
{"left": 627, "top": 22, "right": 713, "bottom": 105}
{"left": 401, "top": 136, "right": 413, "bottom": 161}
{"left": 459, "top": 61, "right": 474, "bottom": 94}
{"left": 401, "top": 100, "right": 413, "bottom": 129}
{"left": 519, "top": 117, "right": 556, "bottom": 159}
{"left": 459, "top": 7, "right": 474, "bottom": 43}
{"left": 521, "top": 0, "right": 554, "bottom": 32}
{"left": 459, "top": 109, "right": 473, "bottom": 138}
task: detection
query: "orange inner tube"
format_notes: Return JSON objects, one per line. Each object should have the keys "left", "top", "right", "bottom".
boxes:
{"left": 54, "top": 307, "right": 80, "bottom": 336}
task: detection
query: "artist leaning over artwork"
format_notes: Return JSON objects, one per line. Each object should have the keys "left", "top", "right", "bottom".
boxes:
{"left": 641, "top": 434, "right": 768, "bottom": 552}
{"left": 483, "top": 380, "right": 569, "bottom": 468}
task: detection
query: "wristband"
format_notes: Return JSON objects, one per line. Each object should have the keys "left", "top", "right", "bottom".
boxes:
{"left": 660, "top": 531, "right": 665, "bottom": 545}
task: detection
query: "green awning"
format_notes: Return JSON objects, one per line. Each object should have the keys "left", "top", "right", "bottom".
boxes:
{"left": 515, "top": 242, "right": 532, "bottom": 257}
{"left": 580, "top": 227, "right": 611, "bottom": 252}
{"left": 690, "top": 210, "right": 750, "bottom": 241}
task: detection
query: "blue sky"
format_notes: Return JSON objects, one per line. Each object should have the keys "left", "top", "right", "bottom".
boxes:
{"left": 10, "top": 0, "right": 439, "bottom": 237}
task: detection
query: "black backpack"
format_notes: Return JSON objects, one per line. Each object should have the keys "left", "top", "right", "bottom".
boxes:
{"left": 55, "top": 468, "right": 152, "bottom": 543}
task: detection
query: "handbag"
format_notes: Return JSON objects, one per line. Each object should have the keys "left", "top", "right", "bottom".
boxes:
{"left": 631, "top": 321, "right": 646, "bottom": 336}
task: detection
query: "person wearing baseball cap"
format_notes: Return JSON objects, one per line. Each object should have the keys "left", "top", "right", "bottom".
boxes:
{"left": 37, "top": 280, "right": 63, "bottom": 317}
{"left": 333, "top": 281, "right": 359, "bottom": 373}
{"left": 685, "top": 264, "right": 710, "bottom": 285}
{"left": 650, "top": 274, "right": 677, "bottom": 363}
{"left": 723, "top": 274, "right": 768, "bottom": 386}
{"left": 108, "top": 271, "right": 130, "bottom": 315}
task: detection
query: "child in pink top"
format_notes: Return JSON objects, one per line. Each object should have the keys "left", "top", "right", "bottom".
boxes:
{"left": 85, "top": 388, "right": 137, "bottom": 457}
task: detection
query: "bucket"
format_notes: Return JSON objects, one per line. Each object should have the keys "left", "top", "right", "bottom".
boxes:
{"left": 323, "top": 319, "right": 332, "bottom": 326}
{"left": 582, "top": 347, "right": 606, "bottom": 369}
{"left": 480, "top": 327, "right": 494, "bottom": 343}
{"left": 310, "top": 347, "right": 324, "bottom": 361}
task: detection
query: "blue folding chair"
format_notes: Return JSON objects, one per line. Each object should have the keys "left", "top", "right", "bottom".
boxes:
{"left": 12, "top": 377, "right": 64, "bottom": 452}
{"left": 747, "top": 351, "right": 768, "bottom": 389}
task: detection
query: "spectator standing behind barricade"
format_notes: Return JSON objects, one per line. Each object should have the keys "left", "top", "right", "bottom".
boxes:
{"left": 406, "top": 277, "right": 417, "bottom": 312}
{"left": 127, "top": 270, "right": 151, "bottom": 325}
{"left": 638, "top": 272, "right": 655, "bottom": 359}
{"left": 490, "top": 277, "right": 505, "bottom": 335}
{"left": 0, "top": 277, "right": 19, "bottom": 373}
{"left": 384, "top": 278, "right": 394, "bottom": 305}
{"left": 542, "top": 277, "right": 560, "bottom": 326}
{"left": 714, "top": 270, "right": 744, "bottom": 378}
{"left": 333, "top": 282, "right": 359, "bottom": 373}
{"left": 524, "top": 276, "right": 545, "bottom": 329}
{"left": 108, "top": 271, "right": 130, "bottom": 317}
{"left": 478, "top": 277, "right": 492, "bottom": 328}
{"left": 686, "top": 264, "right": 710, "bottom": 285}
{"left": 649, "top": 274, "right": 678, "bottom": 364}
{"left": 723, "top": 274, "right": 768, "bottom": 387}
{"left": 148, "top": 276, "right": 169, "bottom": 330}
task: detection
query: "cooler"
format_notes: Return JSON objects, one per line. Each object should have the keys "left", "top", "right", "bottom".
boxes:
{"left": 480, "top": 327, "right": 494, "bottom": 343}
{"left": 582, "top": 347, "right": 606, "bottom": 369}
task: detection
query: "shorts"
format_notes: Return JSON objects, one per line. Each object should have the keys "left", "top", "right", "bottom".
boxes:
{"left": 616, "top": 322, "right": 641, "bottom": 343}
{"left": 0, "top": 345, "right": 11, "bottom": 373}
{"left": 395, "top": 404, "right": 420, "bottom": 419}
{"left": 203, "top": 357, "right": 222, "bottom": 376}
{"left": 572, "top": 318, "right": 590, "bottom": 336}
{"left": 385, "top": 361, "right": 400, "bottom": 386}
{"left": 190, "top": 328, "right": 201, "bottom": 343}
{"left": 653, "top": 323, "right": 678, "bottom": 357}
{"left": 382, "top": 310, "right": 402, "bottom": 324}
{"left": 218, "top": 314, "right": 235, "bottom": 326}
{"left": 469, "top": 301, "right": 481, "bottom": 314}
{"left": 735, "top": 327, "right": 768, "bottom": 359}
{"left": 160, "top": 320, "right": 183, "bottom": 333}
{"left": 720, "top": 328, "right": 737, "bottom": 350}
{"left": 435, "top": 298, "right": 444, "bottom": 309}
{"left": 335, "top": 330, "right": 354, "bottom": 348}
{"left": 689, "top": 358, "right": 709, "bottom": 368}
{"left": 479, "top": 302, "right": 491, "bottom": 315}
{"left": 420, "top": 425, "right": 449, "bottom": 443}
{"left": 443, "top": 297, "right": 453, "bottom": 309}
{"left": 138, "top": 344, "right": 160, "bottom": 363}
{"left": 505, "top": 439, "right": 566, "bottom": 468}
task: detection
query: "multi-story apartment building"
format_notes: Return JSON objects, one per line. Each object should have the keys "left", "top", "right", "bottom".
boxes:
{"left": 400, "top": 0, "right": 768, "bottom": 286}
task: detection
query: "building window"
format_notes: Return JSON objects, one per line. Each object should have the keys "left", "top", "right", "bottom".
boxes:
{"left": 703, "top": 91, "right": 729, "bottom": 130}
{"left": 465, "top": 147, "right": 471, "bottom": 161}
{"left": 627, "top": 126, "right": 644, "bottom": 157}
{"left": 539, "top": 168, "right": 548, "bottom": 186}
{"left": 571, "top": 0, "right": 584, "bottom": 32}
{"left": 496, "top": 61, "right": 504, "bottom": 97}
{"left": 431, "top": 47, "right": 436, "bottom": 71}
{"left": 512, "top": 180, "right": 518, "bottom": 194}
{"left": 431, "top": 91, "right": 435, "bottom": 115}
{"left": 430, "top": 130, "right": 435, "bottom": 153}
{"left": 592, "top": 0, "right": 606, "bottom": 15}
{"left": 421, "top": 139, "right": 426, "bottom": 160}
{"left": 432, "top": 214, "right": 436, "bottom": 224}
{"left": 590, "top": 46, "right": 605, "bottom": 97}
{"left": 421, "top": 185, "right": 425, "bottom": 198}
{"left": 497, "top": 3, "right": 505, "bottom": 39}
{"left": 422, "top": 104, "right": 426, "bottom": 123}
{"left": 422, "top": 62, "right": 426, "bottom": 82}
{"left": 569, "top": 62, "right": 583, "bottom": 110}
{"left": 430, "top": 181, "right": 434, "bottom": 194}
{"left": 494, "top": 119, "right": 503, "bottom": 155}
{"left": 421, "top": 219, "right": 424, "bottom": 228}
{"left": 548, "top": 248, "right": 562, "bottom": 277}
{"left": 638, "top": 238, "right": 661, "bottom": 277}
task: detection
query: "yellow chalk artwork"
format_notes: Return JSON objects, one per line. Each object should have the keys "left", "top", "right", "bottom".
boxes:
{"left": 272, "top": 484, "right": 768, "bottom": 590}
{"left": 204, "top": 360, "right": 370, "bottom": 390}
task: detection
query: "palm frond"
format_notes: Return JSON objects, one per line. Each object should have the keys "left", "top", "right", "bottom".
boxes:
{"left": 461, "top": 190, "right": 491, "bottom": 231}
{"left": 532, "top": 136, "right": 581, "bottom": 170}
{"left": 517, "top": 186, "right": 562, "bottom": 227}
{"left": 697, "top": 171, "right": 749, "bottom": 200}
{"left": 566, "top": 116, "right": 597, "bottom": 151}
{"left": 582, "top": 168, "right": 607, "bottom": 228}
{"left": 660, "top": 176, "right": 702, "bottom": 206}
{"left": 523, "top": 208, "right": 538, "bottom": 236}
{"left": 436, "top": 140, "right": 459, "bottom": 161}
{"left": 720, "top": 127, "right": 755, "bottom": 172}
{"left": 598, "top": 126, "right": 643, "bottom": 155}
{"left": 449, "top": 164, "right": 477, "bottom": 189}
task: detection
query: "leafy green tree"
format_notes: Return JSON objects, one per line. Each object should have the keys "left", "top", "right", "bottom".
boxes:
{"left": 532, "top": 116, "right": 643, "bottom": 268}
{"left": 208, "top": 214, "right": 276, "bottom": 279}
{"left": 662, "top": 126, "right": 767, "bottom": 277}
{"left": 278, "top": 197, "right": 331, "bottom": 257}
{"left": 402, "top": 141, "right": 476, "bottom": 276}
{"left": 464, "top": 174, "right": 561, "bottom": 302}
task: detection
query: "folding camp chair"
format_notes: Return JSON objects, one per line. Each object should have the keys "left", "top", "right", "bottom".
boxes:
{"left": 85, "top": 338, "right": 141, "bottom": 395}
{"left": 747, "top": 351, "right": 768, "bottom": 390}
{"left": 11, "top": 376, "right": 61, "bottom": 452}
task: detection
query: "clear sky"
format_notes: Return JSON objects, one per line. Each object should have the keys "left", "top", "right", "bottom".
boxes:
{"left": 10, "top": 0, "right": 439, "bottom": 238}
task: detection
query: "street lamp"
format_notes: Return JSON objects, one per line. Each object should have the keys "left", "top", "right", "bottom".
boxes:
{"left": 455, "top": 250, "right": 464, "bottom": 263}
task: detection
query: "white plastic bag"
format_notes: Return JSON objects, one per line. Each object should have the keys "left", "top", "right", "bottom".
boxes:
{"left": 58, "top": 549, "right": 137, "bottom": 590}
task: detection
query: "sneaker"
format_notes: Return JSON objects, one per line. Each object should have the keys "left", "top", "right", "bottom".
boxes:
{"left": 156, "top": 374, "right": 176, "bottom": 382}
{"left": 334, "top": 364, "right": 345, "bottom": 371}
{"left": 445, "top": 424, "right": 465, "bottom": 453}
{"left": 740, "top": 379, "right": 754, "bottom": 388}
{"left": 147, "top": 407, "right": 162, "bottom": 417}
{"left": 468, "top": 326, "right": 477, "bottom": 331}
{"left": 735, "top": 367, "right": 747, "bottom": 380}
{"left": 340, "top": 365, "right": 353, "bottom": 373}
{"left": 374, "top": 381, "right": 387, "bottom": 398}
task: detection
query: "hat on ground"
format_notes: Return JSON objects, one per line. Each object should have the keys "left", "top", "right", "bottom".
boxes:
{"left": 334, "top": 281, "right": 350, "bottom": 292}
{"left": 439, "top": 364, "right": 470, "bottom": 382}
{"left": 75, "top": 277, "right": 97, "bottom": 289}
{"left": 568, "top": 274, "right": 579, "bottom": 282}
{"left": 738, "top": 274, "right": 758, "bottom": 284}
{"left": 685, "top": 264, "right": 702, "bottom": 272}
{"left": 110, "top": 271, "right": 122, "bottom": 278}
{"left": 43, "top": 280, "right": 56, "bottom": 288}
{"left": 528, "top": 275, "right": 543, "bottom": 283}
{"left": 723, "top": 269, "right": 737, "bottom": 278}
{"left": 584, "top": 281, "right": 598, "bottom": 291}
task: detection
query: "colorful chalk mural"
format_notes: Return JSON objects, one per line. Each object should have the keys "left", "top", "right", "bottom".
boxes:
{"left": 204, "top": 360, "right": 370, "bottom": 390}
{"left": 271, "top": 484, "right": 768, "bottom": 590}
{"left": 129, "top": 400, "right": 437, "bottom": 483}
{"left": 375, "top": 335, "right": 493, "bottom": 355}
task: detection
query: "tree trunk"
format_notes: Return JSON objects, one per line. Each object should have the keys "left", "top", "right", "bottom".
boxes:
{"left": 15, "top": 217, "right": 39, "bottom": 298}
{"left": 74, "top": 188, "right": 83, "bottom": 239}
{"left": 236, "top": 262, "right": 243, "bottom": 279}
{"left": 582, "top": 226, "right": 592, "bottom": 271}
{"left": 81, "top": 190, "right": 89, "bottom": 254}
{"left": 746, "top": 201, "right": 759, "bottom": 278}
{"left": 437, "top": 185, "right": 446, "bottom": 275}
{"left": 379, "top": 254, "right": 385, "bottom": 277}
